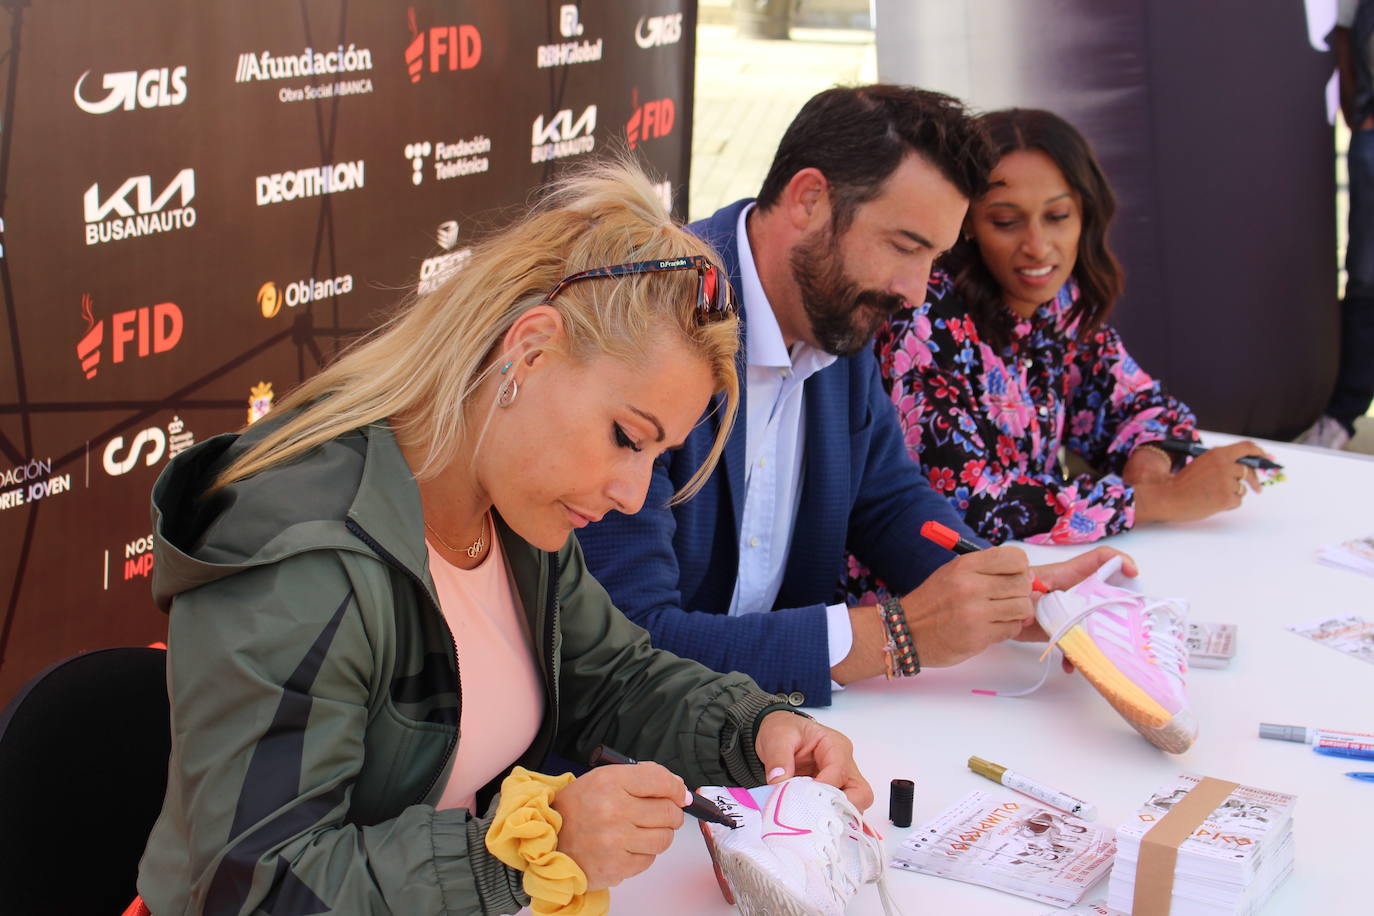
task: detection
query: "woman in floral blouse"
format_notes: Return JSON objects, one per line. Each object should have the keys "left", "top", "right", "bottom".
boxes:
{"left": 854, "top": 109, "right": 1269, "bottom": 567}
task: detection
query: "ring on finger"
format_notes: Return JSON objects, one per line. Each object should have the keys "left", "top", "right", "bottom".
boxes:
{"left": 1235, "top": 478, "right": 1246, "bottom": 496}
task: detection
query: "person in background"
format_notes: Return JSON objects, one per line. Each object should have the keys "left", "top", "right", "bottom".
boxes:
{"left": 848, "top": 108, "right": 1268, "bottom": 579}
{"left": 578, "top": 87, "right": 1129, "bottom": 709}
{"left": 135, "top": 160, "right": 868, "bottom": 916}
{"left": 1300, "top": 0, "right": 1374, "bottom": 449}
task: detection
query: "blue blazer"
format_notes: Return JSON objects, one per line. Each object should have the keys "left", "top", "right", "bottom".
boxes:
{"left": 576, "top": 199, "right": 979, "bottom": 705}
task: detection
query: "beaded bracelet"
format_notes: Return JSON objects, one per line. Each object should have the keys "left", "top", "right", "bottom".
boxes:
{"left": 878, "top": 595, "right": 921, "bottom": 677}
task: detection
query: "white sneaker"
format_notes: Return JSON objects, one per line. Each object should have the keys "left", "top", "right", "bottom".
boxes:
{"left": 696, "top": 777, "right": 903, "bottom": 916}
{"left": 1296, "top": 415, "right": 1351, "bottom": 450}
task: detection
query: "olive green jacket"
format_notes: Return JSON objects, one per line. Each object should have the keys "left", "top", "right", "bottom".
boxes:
{"left": 137, "top": 417, "right": 787, "bottom": 915}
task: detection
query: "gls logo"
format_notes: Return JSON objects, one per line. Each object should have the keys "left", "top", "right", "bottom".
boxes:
{"left": 75, "top": 293, "right": 184, "bottom": 380}
{"left": 83, "top": 168, "right": 196, "bottom": 246}
{"left": 102, "top": 416, "right": 194, "bottom": 477}
{"left": 635, "top": 13, "right": 683, "bottom": 48}
{"left": 405, "top": 7, "right": 481, "bottom": 83}
{"left": 626, "top": 90, "right": 675, "bottom": 150}
{"left": 74, "top": 66, "right": 188, "bottom": 114}
{"left": 531, "top": 105, "right": 597, "bottom": 163}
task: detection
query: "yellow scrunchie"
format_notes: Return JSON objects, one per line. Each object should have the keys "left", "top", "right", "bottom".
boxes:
{"left": 485, "top": 766, "right": 610, "bottom": 916}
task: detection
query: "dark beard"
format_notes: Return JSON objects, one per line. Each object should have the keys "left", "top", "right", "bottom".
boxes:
{"left": 789, "top": 223, "right": 904, "bottom": 357}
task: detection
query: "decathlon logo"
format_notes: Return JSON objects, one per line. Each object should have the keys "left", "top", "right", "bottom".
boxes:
{"left": 404, "top": 8, "right": 481, "bottom": 83}
{"left": 635, "top": 13, "right": 683, "bottom": 48}
{"left": 258, "top": 274, "right": 354, "bottom": 317}
{"left": 405, "top": 136, "right": 491, "bottom": 184}
{"left": 83, "top": 168, "right": 196, "bottom": 246}
{"left": 255, "top": 160, "right": 365, "bottom": 206}
{"left": 538, "top": 5, "right": 603, "bottom": 68}
{"left": 74, "top": 66, "right": 188, "bottom": 114}
{"left": 75, "top": 294, "right": 184, "bottom": 380}
{"left": 531, "top": 105, "right": 597, "bottom": 163}
{"left": 626, "top": 91, "right": 676, "bottom": 150}
{"left": 102, "top": 415, "right": 195, "bottom": 477}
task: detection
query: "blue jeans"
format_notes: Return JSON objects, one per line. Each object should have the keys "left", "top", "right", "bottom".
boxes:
{"left": 1329, "top": 127, "right": 1374, "bottom": 431}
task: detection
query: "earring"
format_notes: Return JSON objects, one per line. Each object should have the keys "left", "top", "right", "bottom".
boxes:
{"left": 496, "top": 374, "right": 519, "bottom": 408}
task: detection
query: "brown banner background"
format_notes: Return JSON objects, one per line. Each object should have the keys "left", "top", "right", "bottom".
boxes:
{"left": 0, "top": 0, "right": 698, "bottom": 702}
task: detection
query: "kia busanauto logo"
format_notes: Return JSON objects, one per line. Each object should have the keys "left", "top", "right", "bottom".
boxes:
{"left": 531, "top": 105, "right": 597, "bottom": 163}
{"left": 84, "top": 168, "right": 196, "bottom": 246}
{"left": 74, "top": 66, "right": 188, "bottom": 114}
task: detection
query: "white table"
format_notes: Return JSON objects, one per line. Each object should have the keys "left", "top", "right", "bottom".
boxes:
{"left": 609, "top": 434, "right": 1374, "bottom": 914}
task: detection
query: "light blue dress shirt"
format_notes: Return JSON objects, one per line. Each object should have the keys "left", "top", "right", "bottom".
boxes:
{"left": 726, "top": 205, "right": 854, "bottom": 671}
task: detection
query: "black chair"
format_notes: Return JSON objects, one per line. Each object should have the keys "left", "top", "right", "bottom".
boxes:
{"left": 0, "top": 647, "right": 170, "bottom": 915}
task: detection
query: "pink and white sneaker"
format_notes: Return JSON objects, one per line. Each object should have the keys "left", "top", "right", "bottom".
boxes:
{"left": 696, "top": 777, "right": 903, "bottom": 916}
{"left": 1029, "top": 555, "right": 1196, "bottom": 753}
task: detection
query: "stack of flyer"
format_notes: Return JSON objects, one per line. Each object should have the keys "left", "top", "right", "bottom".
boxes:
{"left": 1185, "top": 622, "right": 1237, "bottom": 669}
{"left": 1316, "top": 533, "right": 1374, "bottom": 576}
{"left": 891, "top": 790, "right": 1115, "bottom": 908}
{"left": 1108, "top": 773, "right": 1296, "bottom": 915}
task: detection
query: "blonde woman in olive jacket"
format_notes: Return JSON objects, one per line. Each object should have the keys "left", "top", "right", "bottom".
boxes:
{"left": 136, "top": 161, "right": 870, "bottom": 916}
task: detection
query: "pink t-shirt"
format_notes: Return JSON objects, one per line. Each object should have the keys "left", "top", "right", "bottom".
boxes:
{"left": 427, "top": 528, "right": 544, "bottom": 812}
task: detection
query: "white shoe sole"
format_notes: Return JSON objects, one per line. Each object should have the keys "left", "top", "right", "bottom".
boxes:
{"left": 714, "top": 843, "right": 838, "bottom": 916}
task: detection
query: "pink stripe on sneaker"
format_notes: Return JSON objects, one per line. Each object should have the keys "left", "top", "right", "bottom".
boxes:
{"left": 761, "top": 782, "right": 811, "bottom": 838}
{"left": 729, "top": 787, "right": 761, "bottom": 811}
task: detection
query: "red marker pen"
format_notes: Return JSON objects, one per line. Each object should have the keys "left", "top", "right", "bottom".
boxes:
{"left": 920, "top": 521, "right": 1050, "bottom": 593}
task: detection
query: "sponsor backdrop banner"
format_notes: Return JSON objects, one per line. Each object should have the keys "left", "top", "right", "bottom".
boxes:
{"left": 0, "top": 0, "right": 696, "bottom": 701}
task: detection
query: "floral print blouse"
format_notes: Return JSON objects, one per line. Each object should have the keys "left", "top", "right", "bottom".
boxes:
{"left": 862, "top": 271, "right": 1197, "bottom": 551}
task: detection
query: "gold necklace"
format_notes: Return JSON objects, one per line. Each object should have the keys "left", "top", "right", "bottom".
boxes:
{"left": 424, "top": 513, "right": 487, "bottom": 559}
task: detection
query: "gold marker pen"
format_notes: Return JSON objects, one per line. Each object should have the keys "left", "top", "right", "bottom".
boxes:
{"left": 968, "top": 756, "right": 1097, "bottom": 820}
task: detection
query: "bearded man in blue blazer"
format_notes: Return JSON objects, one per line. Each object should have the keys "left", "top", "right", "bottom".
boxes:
{"left": 577, "top": 85, "right": 1125, "bottom": 706}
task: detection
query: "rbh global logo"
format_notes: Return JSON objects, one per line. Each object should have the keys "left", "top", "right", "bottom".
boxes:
{"left": 75, "top": 293, "right": 183, "bottom": 380}
{"left": 531, "top": 105, "right": 596, "bottom": 163}
{"left": 626, "top": 90, "right": 676, "bottom": 150}
{"left": 405, "top": 8, "right": 481, "bottom": 83}
{"left": 538, "top": 4, "right": 603, "bottom": 67}
{"left": 84, "top": 168, "right": 195, "bottom": 246}
{"left": 74, "top": 66, "right": 188, "bottom": 114}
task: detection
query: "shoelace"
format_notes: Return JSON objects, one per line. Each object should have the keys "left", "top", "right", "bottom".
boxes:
{"left": 812, "top": 793, "right": 906, "bottom": 916}
{"left": 974, "top": 594, "right": 1185, "bottom": 698}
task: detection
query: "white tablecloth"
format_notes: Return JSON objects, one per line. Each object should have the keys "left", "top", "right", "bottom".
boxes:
{"left": 608, "top": 433, "right": 1374, "bottom": 914}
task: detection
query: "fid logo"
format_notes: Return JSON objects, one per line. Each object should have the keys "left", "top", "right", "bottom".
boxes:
{"left": 74, "top": 66, "right": 188, "bottom": 114}
{"left": 76, "top": 294, "right": 184, "bottom": 380}
{"left": 559, "top": 4, "right": 584, "bottom": 37}
{"left": 405, "top": 8, "right": 481, "bottom": 83}
{"left": 626, "top": 91, "right": 676, "bottom": 150}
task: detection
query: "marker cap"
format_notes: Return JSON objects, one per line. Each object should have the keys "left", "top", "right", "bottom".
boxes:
{"left": 968, "top": 756, "right": 1007, "bottom": 781}
{"left": 889, "top": 778, "right": 915, "bottom": 828}
{"left": 1258, "top": 723, "right": 1309, "bottom": 743}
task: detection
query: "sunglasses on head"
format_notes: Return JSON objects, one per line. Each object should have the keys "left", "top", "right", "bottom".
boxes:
{"left": 538, "top": 255, "right": 737, "bottom": 324}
